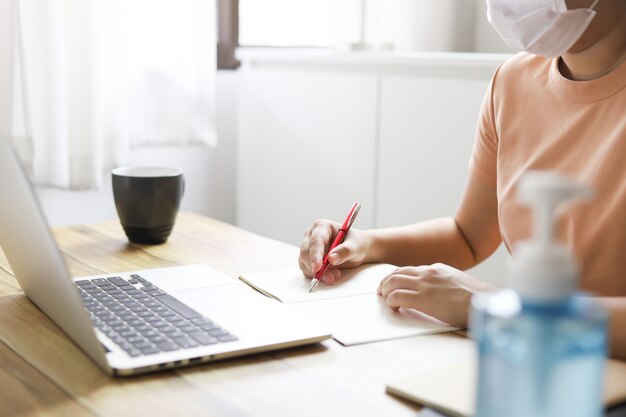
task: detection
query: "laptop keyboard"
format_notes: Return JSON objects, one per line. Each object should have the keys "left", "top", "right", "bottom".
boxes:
{"left": 74, "top": 274, "right": 238, "bottom": 357}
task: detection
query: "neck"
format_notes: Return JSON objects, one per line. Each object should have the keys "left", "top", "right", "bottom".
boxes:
{"left": 560, "top": 10, "right": 626, "bottom": 81}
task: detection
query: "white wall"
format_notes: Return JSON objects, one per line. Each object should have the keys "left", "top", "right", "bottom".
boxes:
{"left": 472, "top": 0, "right": 515, "bottom": 54}
{"left": 37, "top": 70, "right": 238, "bottom": 227}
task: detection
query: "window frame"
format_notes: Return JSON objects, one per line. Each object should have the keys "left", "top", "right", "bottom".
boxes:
{"left": 217, "top": 0, "right": 240, "bottom": 70}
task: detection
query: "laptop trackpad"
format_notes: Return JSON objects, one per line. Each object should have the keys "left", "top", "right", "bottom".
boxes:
{"left": 174, "top": 284, "right": 273, "bottom": 315}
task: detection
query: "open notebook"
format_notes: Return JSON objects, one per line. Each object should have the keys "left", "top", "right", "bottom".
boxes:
{"left": 239, "top": 264, "right": 457, "bottom": 345}
{"left": 386, "top": 355, "right": 626, "bottom": 417}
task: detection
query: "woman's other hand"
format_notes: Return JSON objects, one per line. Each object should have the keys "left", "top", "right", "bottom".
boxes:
{"left": 377, "top": 263, "right": 495, "bottom": 328}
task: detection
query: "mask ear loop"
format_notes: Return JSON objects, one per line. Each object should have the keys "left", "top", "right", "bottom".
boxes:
{"left": 588, "top": 0, "right": 600, "bottom": 11}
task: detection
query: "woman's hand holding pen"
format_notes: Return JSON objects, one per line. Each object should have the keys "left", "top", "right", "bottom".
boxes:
{"left": 299, "top": 219, "right": 374, "bottom": 284}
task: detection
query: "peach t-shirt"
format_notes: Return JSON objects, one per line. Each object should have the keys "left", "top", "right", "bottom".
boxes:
{"left": 470, "top": 52, "right": 626, "bottom": 296}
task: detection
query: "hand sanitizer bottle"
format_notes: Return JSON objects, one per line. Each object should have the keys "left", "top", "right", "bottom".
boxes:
{"left": 471, "top": 171, "right": 608, "bottom": 417}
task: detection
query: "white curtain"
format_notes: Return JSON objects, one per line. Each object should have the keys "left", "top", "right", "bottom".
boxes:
{"left": 0, "top": 0, "right": 217, "bottom": 189}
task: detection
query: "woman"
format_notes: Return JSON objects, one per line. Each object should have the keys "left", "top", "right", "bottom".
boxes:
{"left": 298, "top": 0, "right": 626, "bottom": 359}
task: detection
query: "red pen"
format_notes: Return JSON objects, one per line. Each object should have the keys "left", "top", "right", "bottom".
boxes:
{"left": 308, "top": 202, "right": 361, "bottom": 293}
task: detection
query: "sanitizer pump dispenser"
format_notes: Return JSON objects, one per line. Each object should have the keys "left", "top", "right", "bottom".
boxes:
{"left": 471, "top": 171, "right": 608, "bottom": 417}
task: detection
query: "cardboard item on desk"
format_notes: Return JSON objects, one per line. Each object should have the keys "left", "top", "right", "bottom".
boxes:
{"left": 386, "top": 357, "right": 626, "bottom": 417}
{"left": 239, "top": 264, "right": 458, "bottom": 345}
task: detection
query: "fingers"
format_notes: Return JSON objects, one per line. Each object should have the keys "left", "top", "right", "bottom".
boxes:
{"left": 308, "top": 221, "right": 334, "bottom": 274}
{"left": 299, "top": 220, "right": 334, "bottom": 277}
{"left": 383, "top": 289, "right": 422, "bottom": 310}
{"left": 377, "top": 268, "right": 425, "bottom": 311}
{"left": 320, "top": 267, "right": 341, "bottom": 285}
{"left": 327, "top": 241, "right": 356, "bottom": 266}
{"left": 377, "top": 273, "right": 422, "bottom": 297}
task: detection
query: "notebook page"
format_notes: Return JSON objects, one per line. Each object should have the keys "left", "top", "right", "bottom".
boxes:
{"left": 290, "top": 293, "right": 458, "bottom": 345}
{"left": 239, "top": 263, "right": 397, "bottom": 303}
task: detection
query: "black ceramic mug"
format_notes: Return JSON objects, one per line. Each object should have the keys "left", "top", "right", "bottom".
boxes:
{"left": 112, "top": 167, "right": 184, "bottom": 244}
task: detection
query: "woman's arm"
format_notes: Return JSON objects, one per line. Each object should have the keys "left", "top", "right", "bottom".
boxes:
{"left": 367, "top": 176, "right": 502, "bottom": 270}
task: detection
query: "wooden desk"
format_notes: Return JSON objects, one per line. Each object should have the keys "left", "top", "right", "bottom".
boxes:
{"left": 0, "top": 212, "right": 474, "bottom": 417}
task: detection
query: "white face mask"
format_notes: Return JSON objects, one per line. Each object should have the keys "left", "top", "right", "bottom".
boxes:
{"left": 486, "top": 0, "right": 600, "bottom": 58}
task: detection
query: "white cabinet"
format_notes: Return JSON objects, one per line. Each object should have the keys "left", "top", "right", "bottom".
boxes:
{"left": 237, "top": 67, "right": 378, "bottom": 247}
{"left": 237, "top": 50, "right": 510, "bottom": 284}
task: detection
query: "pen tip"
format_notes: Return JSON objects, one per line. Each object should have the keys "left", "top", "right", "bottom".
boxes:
{"left": 308, "top": 278, "right": 319, "bottom": 293}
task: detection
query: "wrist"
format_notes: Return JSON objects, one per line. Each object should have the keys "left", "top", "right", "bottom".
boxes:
{"left": 362, "top": 230, "right": 385, "bottom": 264}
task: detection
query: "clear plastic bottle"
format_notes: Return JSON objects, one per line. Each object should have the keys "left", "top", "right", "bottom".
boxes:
{"left": 471, "top": 171, "right": 608, "bottom": 417}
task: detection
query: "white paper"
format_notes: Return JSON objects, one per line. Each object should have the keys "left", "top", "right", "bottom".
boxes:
{"left": 239, "top": 263, "right": 457, "bottom": 345}
{"left": 240, "top": 264, "right": 397, "bottom": 303}
{"left": 290, "top": 293, "right": 457, "bottom": 345}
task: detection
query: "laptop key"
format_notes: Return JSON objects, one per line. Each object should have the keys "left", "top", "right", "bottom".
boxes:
{"left": 107, "top": 277, "right": 128, "bottom": 287}
{"left": 126, "top": 348, "right": 142, "bottom": 357}
{"left": 140, "top": 346, "right": 160, "bottom": 355}
{"left": 209, "top": 328, "right": 230, "bottom": 337}
{"left": 131, "top": 293, "right": 150, "bottom": 301}
{"left": 155, "top": 340, "right": 180, "bottom": 352}
{"left": 165, "top": 315, "right": 185, "bottom": 323}
{"left": 173, "top": 337, "right": 199, "bottom": 349}
{"left": 132, "top": 341, "right": 154, "bottom": 350}
{"left": 111, "top": 292, "right": 129, "bottom": 299}
{"left": 217, "top": 334, "right": 238, "bottom": 343}
{"left": 120, "top": 329, "right": 137, "bottom": 338}
{"left": 92, "top": 278, "right": 109, "bottom": 286}
{"left": 116, "top": 311, "right": 135, "bottom": 321}
{"left": 135, "top": 324, "right": 152, "bottom": 333}
{"left": 127, "top": 335, "right": 147, "bottom": 344}
{"left": 153, "top": 295, "right": 201, "bottom": 319}
{"left": 198, "top": 322, "right": 220, "bottom": 331}
{"left": 152, "top": 320, "right": 169, "bottom": 328}
{"left": 178, "top": 325, "right": 198, "bottom": 333}
{"left": 144, "top": 316, "right": 163, "bottom": 324}
{"left": 189, "top": 332, "right": 218, "bottom": 345}
{"left": 190, "top": 317, "right": 212, "bottom": 325}
{"left": 141, "top": 329, "right": 160, "bottom": 338}
{"left": 125, "top": 318, "right": 144, "bottom": 327}
{"left": 148, "top": 335, "right": 168, "bottom": 344}
{"left": 160, "top": 326, "right": 178, "bottom": 334}
{"left": 75, "top": 280, "right": 92, "bottom": 287}
{"left": 144, "top": 301, "right": 160, "bottom": 308}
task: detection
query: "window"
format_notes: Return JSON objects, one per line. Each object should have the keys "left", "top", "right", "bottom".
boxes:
{"left": 218, "top": 0, "right": 362, "bottom": 69}
{"left": 239, "top": 0, "right": 355, "bottom": 47}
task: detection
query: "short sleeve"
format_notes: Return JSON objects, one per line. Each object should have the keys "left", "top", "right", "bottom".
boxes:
{"left": 468, "top": 65, "right": 502, "bottom": 189}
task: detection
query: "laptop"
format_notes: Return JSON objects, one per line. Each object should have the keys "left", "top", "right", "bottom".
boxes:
{"left": 0, "top": 137, "right": 332, "bottom": 376}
